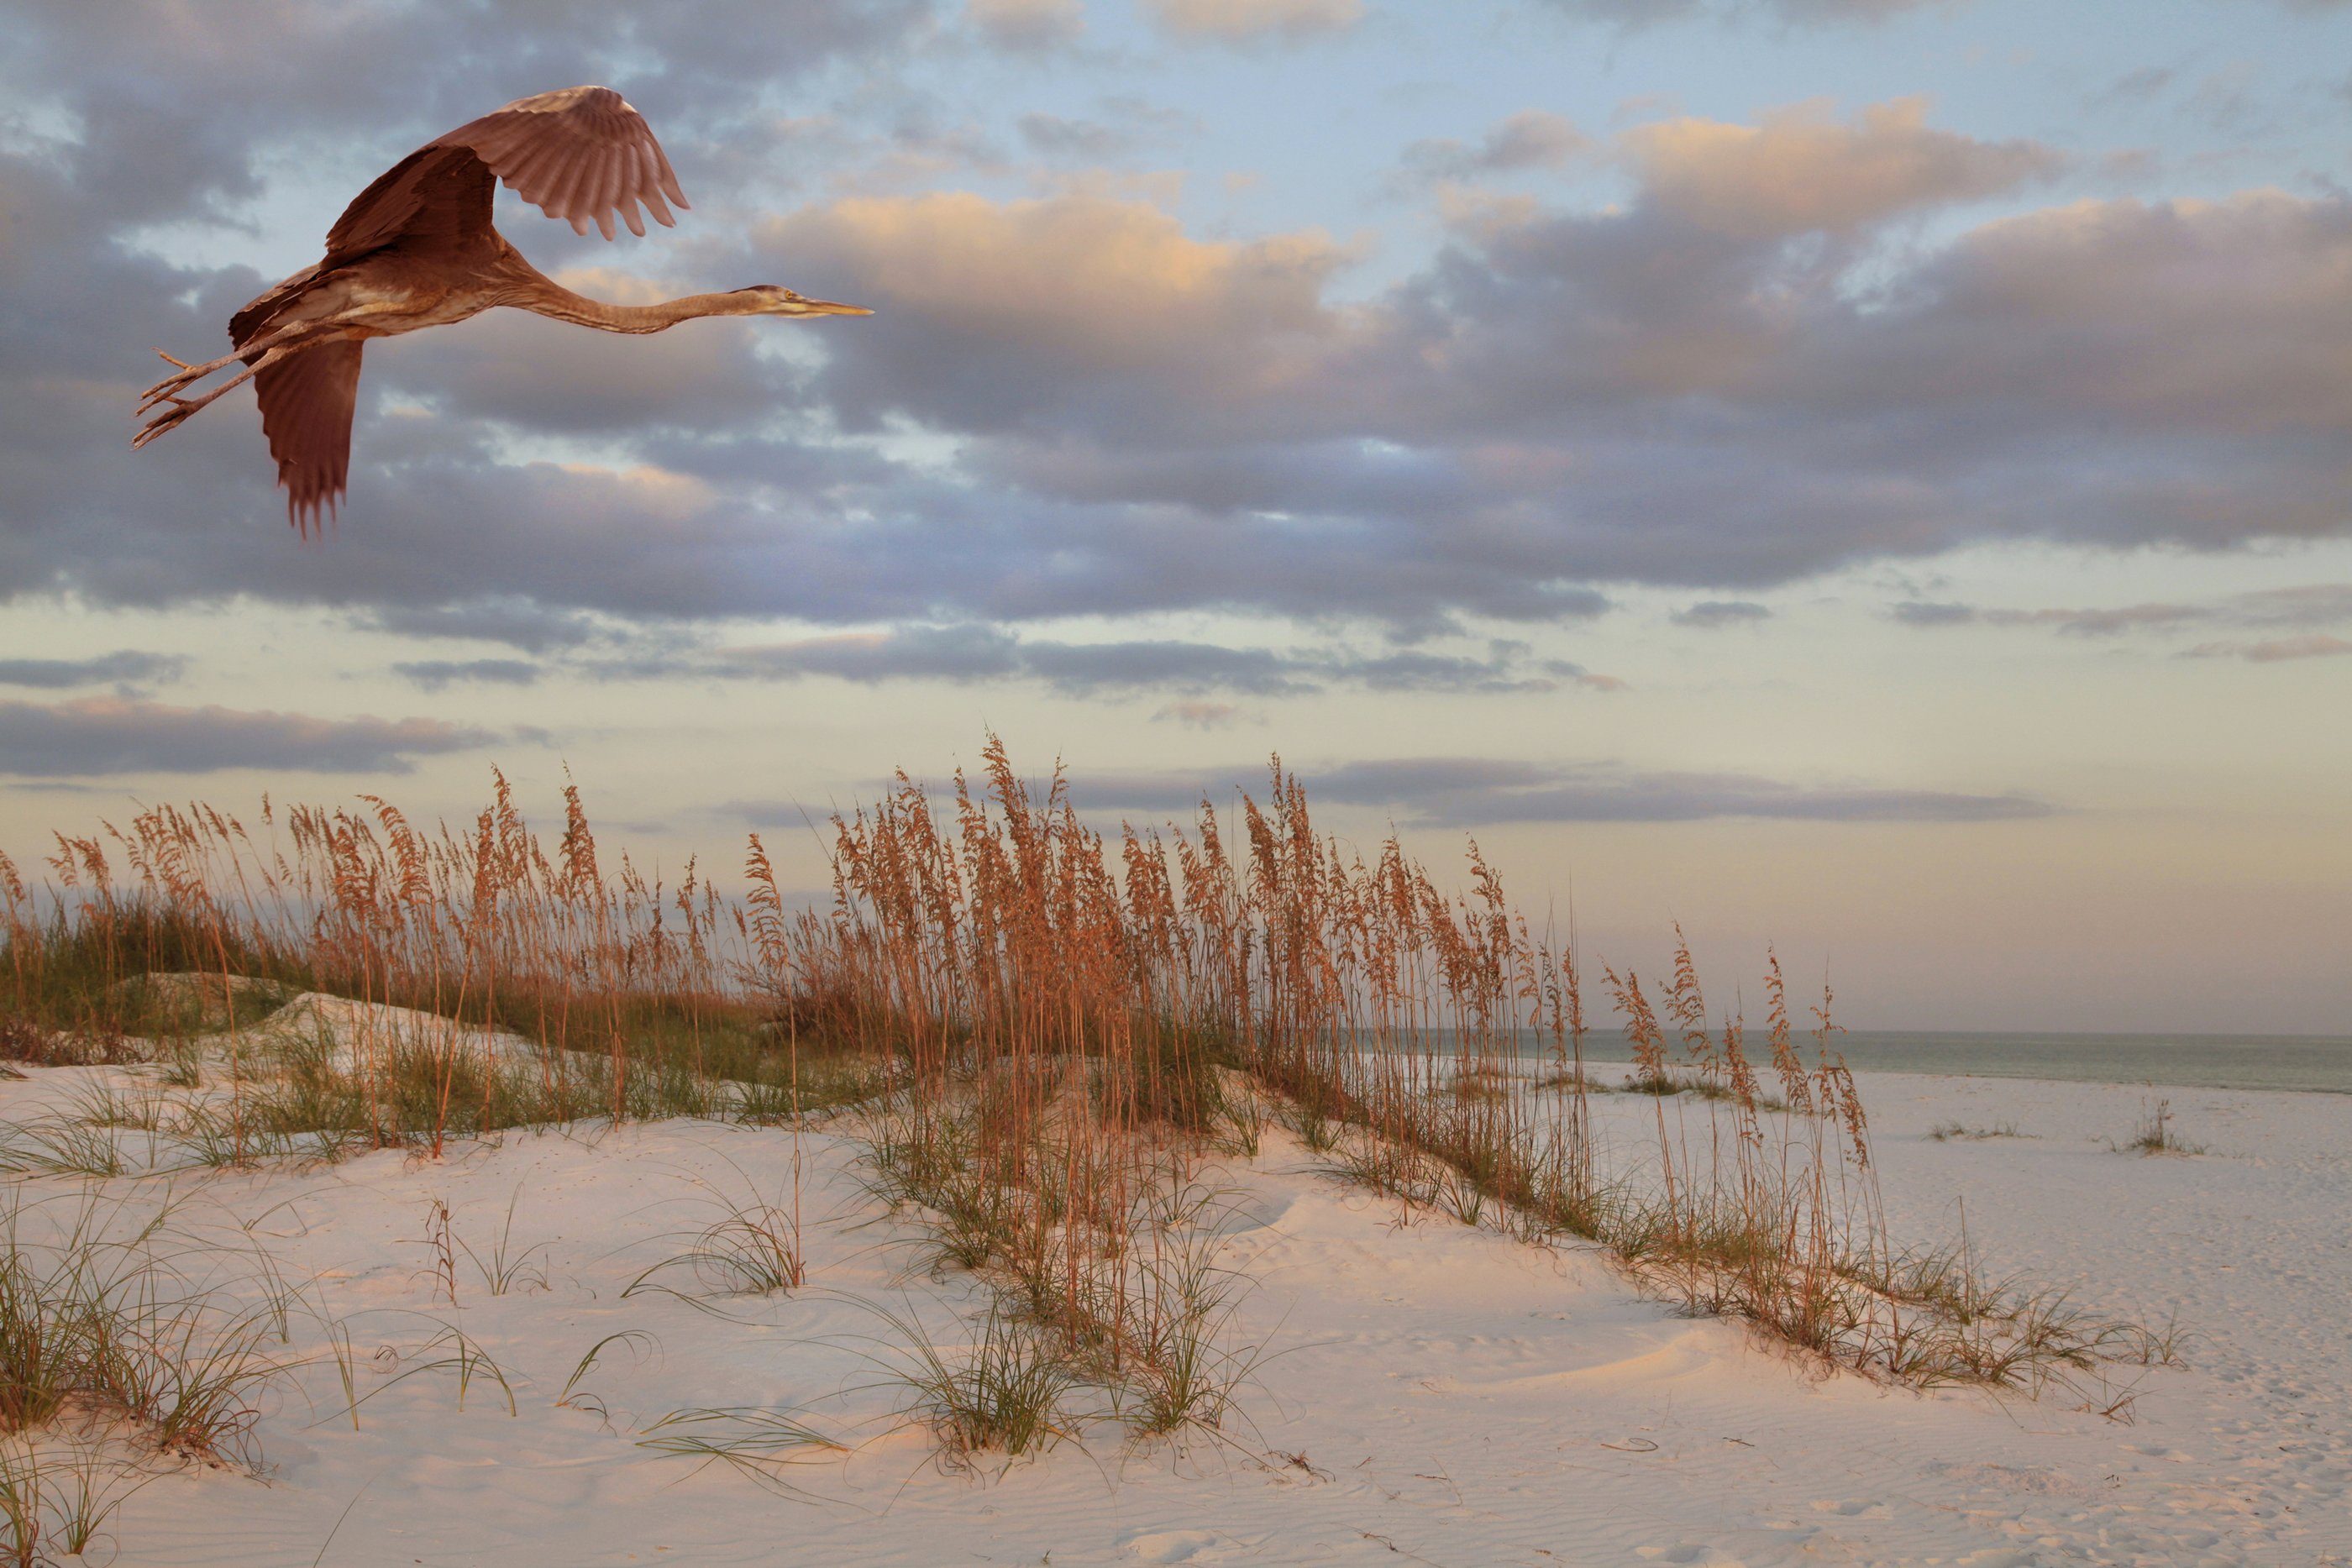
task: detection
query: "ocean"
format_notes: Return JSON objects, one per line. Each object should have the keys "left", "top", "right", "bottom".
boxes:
{"left": 1569, "top": 1029, "right": 2352, "bottom": 1096}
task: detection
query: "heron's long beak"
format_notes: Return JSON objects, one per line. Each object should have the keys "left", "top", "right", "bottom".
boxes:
{"left": 801, "top": 298, "right": 873, "bottom": 316}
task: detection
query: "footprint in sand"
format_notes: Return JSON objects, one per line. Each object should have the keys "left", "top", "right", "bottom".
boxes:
{"left": 1632, "top": 1544, "right": 1749, "bottom": 1565}
{"left": 1809, "top": 1497, "right": 1891, "bottom": 1518}
{"left": 1121, "top": 1529, "right": 1221, "bottom": 1563}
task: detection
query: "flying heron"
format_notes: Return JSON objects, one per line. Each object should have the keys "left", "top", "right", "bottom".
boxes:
{"left": 133, "top": 85, "right": 870, "bottom": 532}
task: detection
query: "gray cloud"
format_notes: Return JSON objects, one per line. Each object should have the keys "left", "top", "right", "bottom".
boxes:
{"left": 1914, "top": 601, "right": 2206, "bottom": 636}
{"left": 699, "top": 625, "right": 1616, "bottom": 696}
{"left": 351, "top": 600, "right": 619, "bottom": 654}
{"left": 1400, "top": 112, "right": 1589, "bottom": 184}
{"left": 1896, "top": 584, "right": 2352, "bottom": 638}
{"left": 392, "top": 658, "right": 545, "bottom": 691}
{"left": 1019, "top": 113, "right": 1137, "bottom": 161}
{"left": 716, "top": 623, "right": 1021, "bottom": 683}
{"left": 0, "top": 697, "right": 502, "bottom": 778}
{"left": 1672, "top": 600, "right": 1772, "bottom": 628}
{"left": 0, "top": 651, "right": 187, "bottom": 690}
{"left": 1152, "top": 700, "right": 1246, "bottom": 729}
{"left": 1061, "top": 755, "right": 2052, "bottom": 826}
{"left": 1014, "top": 101, "right": 1202, "bottom": 163}
{"left": 969, "top": 0, "right": 1084, "bottom": 50}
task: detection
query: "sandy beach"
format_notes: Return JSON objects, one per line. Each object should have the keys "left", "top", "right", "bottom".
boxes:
{"left": 1, "top": 1046, "right": 2339, "bottom": 1568}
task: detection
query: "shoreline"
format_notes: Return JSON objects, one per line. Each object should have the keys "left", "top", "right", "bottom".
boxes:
{"left": 1552, "top": 1049, "right": 2352, "bottom": 1099}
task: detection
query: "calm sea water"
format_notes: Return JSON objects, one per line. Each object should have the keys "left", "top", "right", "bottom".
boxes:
{"left": 1567, "top": 1030, "right": 2352, "bottom": 1096}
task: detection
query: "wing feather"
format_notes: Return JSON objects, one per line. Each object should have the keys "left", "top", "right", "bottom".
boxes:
{"left": 431, "top": 85, "right": 687, "bottom": 244}
{"left": 588, "top": 152, "right": 622, "bottom": 240}
{"left": 255, "top": 340, "right": 365, "bottom": 537}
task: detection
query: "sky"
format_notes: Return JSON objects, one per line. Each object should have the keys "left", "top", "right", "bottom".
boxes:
{"left": 1, "top": 0, "right": 2347, "bottom": 1034}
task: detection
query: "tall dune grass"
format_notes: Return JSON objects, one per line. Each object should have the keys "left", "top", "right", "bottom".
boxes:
{"left": 0, "top": 737, "right": 2165, "bottom": 1399}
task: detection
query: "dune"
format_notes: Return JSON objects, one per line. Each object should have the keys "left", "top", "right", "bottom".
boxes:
{"left": 0, "top": 1035, "right": 2340, "bottom": 1567}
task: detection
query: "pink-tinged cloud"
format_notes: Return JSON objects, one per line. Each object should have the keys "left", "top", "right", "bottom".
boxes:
{"left": 1620, "top": 98, "right": 2063, "bottom": 236}
{"left": 1548, "top": 0, "right": 1956, "bottom": 25}
{"left": 1143, "top": 0, "right": 1362, "bottom": 41}
{"left": 2187, "top": 633, "right": 2352, "bottom": 663}
{"left": 756, "top": 190, "right": 1346, "bottom": 389}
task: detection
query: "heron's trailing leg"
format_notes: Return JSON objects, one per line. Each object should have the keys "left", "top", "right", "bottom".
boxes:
{"left": 133, "top": 340, "right": 312, "bottom": 448}
{"left": 137, "top": 319, "right": 333, "bottom": 411}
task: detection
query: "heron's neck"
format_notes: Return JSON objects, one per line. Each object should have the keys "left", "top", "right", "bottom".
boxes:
{"left": 512, "top": 273, "right": 762, "bottom": 335}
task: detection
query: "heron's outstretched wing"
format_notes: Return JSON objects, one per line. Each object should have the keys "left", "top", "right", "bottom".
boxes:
{"left": 255, "top": 339, "right": 364, "bottom": 537}
{"left": 433, "top": 86, "right": 689, "bottom": 242}
{"left": 323, "top": 87, "right": 686, "bottom": 260}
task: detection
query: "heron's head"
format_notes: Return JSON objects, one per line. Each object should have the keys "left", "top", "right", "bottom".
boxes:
{"left": 735, "top": 285, "right": 872, "bottom": 318}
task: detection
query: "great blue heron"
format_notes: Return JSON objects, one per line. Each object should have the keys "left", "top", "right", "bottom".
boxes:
{"left": 133, "top": 85, "right": 869, "bottom": 532}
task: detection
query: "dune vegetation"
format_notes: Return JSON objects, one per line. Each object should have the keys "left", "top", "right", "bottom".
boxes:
{"left": 0, "top": 736, "right": 2172, "bottom": 1558}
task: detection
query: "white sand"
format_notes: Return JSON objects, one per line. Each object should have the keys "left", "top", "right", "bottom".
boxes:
{"left": 0, "top": 1047, "right": 2343, "bottom": 1566}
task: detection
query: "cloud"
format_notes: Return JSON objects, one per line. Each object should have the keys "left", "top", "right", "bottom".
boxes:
{"left": 1019, "top": 114, "right": 1131, "bottom": 160}
{"left": 1401, "top": 112, "right": 1590, "bottom": 183}
{"left": 1063, "top": 755, "right": 2052, "bottom": 826}
{"left": 969, "top": 0, "right": 1084, "bottom": 49}
{"left": 1900, "top": 601, "right": 2207, "bottom": 635}
{"left": 1142, "top": 0, "right": 1362, "bottom": 42}
{"left": 762, "top": 191, "right": 1346, "bottom": 409}
{"left": 351, "top": 601, "right": 622, "bottom": 654}
{"left": 392, "top": 658, "right": 545, "bottom": 691}
{"left": 0, "top": 651, "right": 187, "bottom": 690}
{"left": 1014, "top": 100, "right": 1195, "bottom": 161}
{"left": 717, "top": 624, "right": 1021, "bottom": 684}
{"left": 0, "top": 698, "right": 501, "bottom": 778}
{"left": 2183, "top": 633, "right": 2352, "bottom": 663}
{"left": 1897, "top": 584, "right": 2352, "bottom": 638}
{"left": 1620, "top": 99, "right": 2063, "bottom": 236}
{"left": 2, "top": 0, "right": 931, "bottom": 244}
{"left": 1152, "top": 700, "right": 1246, "bottom": 729}
{"left": 1891, "top": 600, "right": 1975, "bottom": 627}
{"left": 3, "top": 48, "right": 2348, "bottom": 658}
{"left": 702, "top": 625, "right": 1610, "bottom": 695}
{"left": 1546, "top": 0, "right": 1959, "bottom": 27}
{"left": 2230, "top": 585, "right": 2352, "bottom": 626}
{"left": 1671, "top": 600, "right": 1772, "bottom": 628}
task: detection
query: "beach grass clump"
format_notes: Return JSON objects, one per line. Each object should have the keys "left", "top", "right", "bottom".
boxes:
{"left": 0, "top": 1436, "right": 161, "bottom": 1567}
{"left": 864, "top": 1297, "right": 1084, "bottom": 1466}
{"left": 1927, "top": 1120, "right": 2024, "bottom": 1141}
{"left": 0, "top": 1188, "right": 300, "bottom": 1467}
{"left": 2116, "top": 1099, "right": 2202, "bottom": 1156}
{"left": 633, "top": 1405, "right": 842, "bottom": 1492}
{"left": 624, "top": 1156, "right": 805, "bottom": 1303}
